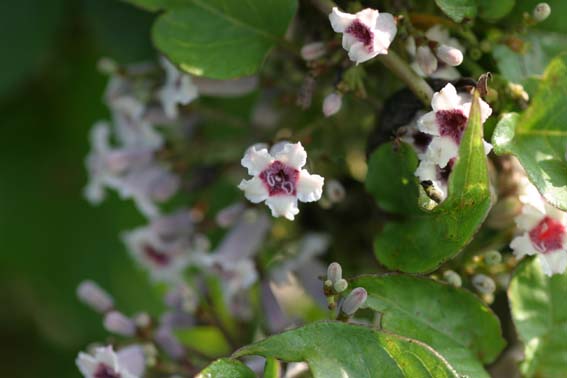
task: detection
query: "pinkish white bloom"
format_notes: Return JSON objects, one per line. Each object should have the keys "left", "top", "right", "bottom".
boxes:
{"left": 510, "top": 183, "right": 567, "bottom": 276}
{"left": 238, "top": 142, "right": 324, "bottom": 220}
{"left": 417, "top": 83, "right": 492, "bottom": 168}
{"left": 329, "top": 7, "right": 397, "bottom": 64}
{"left": 436, "top": 44, "right": 463, "bottom": 66}
{"left": 104, "top": 311, "right": 137, "bottom": 337}
{"left": 77, "top": 280, "right": 114, "bottom": 313}
{"left": 158, "top": 57, "right": 198, "bottom": 119}
{"left": 76, "top": 346, "right": 139, "bottom": 378}
{"left": 322, "top": 92, "right": 343, "bottom": 117}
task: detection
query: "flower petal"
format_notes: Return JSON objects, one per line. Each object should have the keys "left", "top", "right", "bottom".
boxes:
{"left": 329, "top": 7, "right": 355, "bottom": 33}
{"left": 515, "top": 204, "right": 545, "bottom": 231}
{"left": 76, "top": 353, "right": 98, "bottom": 376}
{"left": 265, "top": 196, "right": 299, "bottom": 220}
{"left": 241, "top": 146, "right": 274, "bottom": 176}
{"left": 238, "top": 177, "right": 269, "bottom": 203}
{"left": 425, "top": 137, "right": 459, "bottom": 168}
{"left": 431, "top": 83, "right": 460, "bottom": 111}
{"left": 273, "top": 142, "right": 307, "bottom": 169}
{"left": 297, "top": 170, "right": 324, "bottom": 202}
{"left": 417, "top": 111, "right": 440, "bottom": 136}
{"left": 539, "top": 251, "right": 567, "bottom": 276}
{"left": 374, "top": 12, "right": 397, "bottom": 43}
{"left": 510, "top": 233, "right": 537, "bottom": 258}
{"left": 355, "top": 8, "right": 379, "bottom": 29}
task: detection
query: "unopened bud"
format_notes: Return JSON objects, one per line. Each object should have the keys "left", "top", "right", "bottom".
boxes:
{"left": 77, "top": 280, "right": 114, "bottom": 313}
{"left": 324, "top": 279, "right": 333, "bottom": 289}
{"left": 327, "top": 262, "right": 342, "bottom": 283}
{"left": 416, "top": 46, "right": 438, "bottom": 76}
{"left": 154, "top": 326, "right": 185, "bottom": 360}
{"left": 104, "top": 311, "right": 137, "bottom": 336}
{"left": 322, "top": 92, "right": 343, "bottom": 117}
{"left": 216, "top": 203, "right": 245, "bottom": 228}
{"left": 134, "top": 312, "right": 152, "bottom": 328}
{"left": 333, "top": 279, "right": 349, "bottom": 293}
{"left": 508, "top": 83, "right": 529, "bottom": 102}
{"left": 443, "top": 270, "right": 462, "bottom": 288}
{"left": 97, "top": 57, "right": 118, "bottom": 75}
{"left": 300, "top": 42, "right": 326, "bottom": 61}
{"left": 472, "top": 274, "right": 496, "bottom": 294}
{"left": 435, "top": 45, "right": 463, "bottom": 67}
{"left": 533, "top": 3, "right": 551, "bottom": 22}
{"left": 484, "top": 250, "right": 502, "bottom": 265}
{"left": 341, "top": 287, "right": 367, "bottom": 316}
{"left": 325, "top": 180, "right": 346, "bottom": 203}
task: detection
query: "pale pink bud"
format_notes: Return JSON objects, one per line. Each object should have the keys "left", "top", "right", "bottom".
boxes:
{"left": 154, "top": 326, "right": 185, "bottom": 359}
{"left": 327, "top": 262, "right": 342, "bottom": 283}
{"left": 325, "top": 180, "right": 346, "bottom": 203}
{"left": 300, "top": 42, "right": 327, "bottom": 61}
{"left": 533, "top": 3, "right": 551, "bottom": 22}
{"left": 323, "top": 92, "right": 343, "bottom": 117}
{"left": 104, "top": 311, "right": 136, "bottom": 336}
{"left": 341, "top": 287, "right": 367, "bottom": 316}
{"left": 416, "top": 46, "right": 438, "bottom": 76}
{"left": 435, "top": 45, "right": 463, "bottom": 66}
{"left": 77, "top": 280, "right": 113, "bottom": 313}
{"left": 472, "top": 274, "right": 496, "bottom": 294}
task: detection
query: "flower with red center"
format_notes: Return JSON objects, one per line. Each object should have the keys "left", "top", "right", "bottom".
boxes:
{"left": 329, "top": 7, "right": 397, "bottom": 64}
{"left": 238, "top": 142, "right": 324, "bottom": 220}
{"left": 76, "top": 346, "right": 142, "bottom": 378}
{"left": 510, "top": 182, "right": 567, "bottom": 276}
{"left": 417, "top": 83, "right": 493, "bottom": 168}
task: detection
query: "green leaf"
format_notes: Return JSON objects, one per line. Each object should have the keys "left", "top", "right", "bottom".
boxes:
{"left": 196, "top": 358, "right": 256, "bottom": 378}
{"left": 434, "top": 0, "right": 477, "bottom": 22}
{"left": 351, "top": 274, "right": 506, "bottom": 378}
{"left": 175, "top": 326, "right": 230, "bottom": 357}
{"left": 264, "top": 357, "right": 281, "bottom": 378}
{"left": 476, "top": 0, "right": 515, "bottom": 21}
{"left": 492, "top": 55, "right": 567, "bottom": 211}
{"left": 374, "top": 92, "right": 492, "bottom": 273}
{"left": 122, "top": 0, "right": 186, "bottom": 12}
{"left": 365, "top": 143, "right": 422, "bottom": 215}
{"left": 152, "top": 0, "right": 297, "bottom": 79}
{"left": 235, "top": 321, "right": 460, "bottom": 378}
{"left": 508, "top": 258, "right": 567, "bottom": 377}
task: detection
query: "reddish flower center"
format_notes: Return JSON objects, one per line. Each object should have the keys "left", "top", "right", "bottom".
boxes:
{"left": 94, "top": 364, "right": 121, "bottom": 378}
{"left": 143, "top": 244, "right": 171, "bottom": 267}
{"left": 345, "top": 20, "right": 374, "bottom": 50}
{"left": 259, "top": 160, "right": 299, "bottom": 196}
{"left": 439, "top": 158, "right": 456, "bottom": 183}
{"left": 529, "top": 216, "right": 566, "bottom": 254}
{"left": 436, "top": 109, "right": 468, "bottom": 144}
{"left": 413, "top": 131, "right": 433, "bottom": 153}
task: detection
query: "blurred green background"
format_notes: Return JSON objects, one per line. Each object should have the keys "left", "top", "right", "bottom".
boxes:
{"left": 0, "top": 1, "right": 165, "bottom": 377}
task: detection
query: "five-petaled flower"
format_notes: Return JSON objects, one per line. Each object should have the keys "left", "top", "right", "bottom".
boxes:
{"left": 329, "top": 7, "right": 397, "bottom": 64}
{"left": 510, "top": 183, "right": 567, "bottom": 276}
{"left": 76, "top": 346, "right": 141, "bottom": 378}
{"left": 238, "top": 142, "right": 324, "bottom": 220}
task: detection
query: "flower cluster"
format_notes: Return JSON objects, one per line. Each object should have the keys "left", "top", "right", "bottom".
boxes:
{"left": 402, "top": 83, "right": 492, "bottom": 201}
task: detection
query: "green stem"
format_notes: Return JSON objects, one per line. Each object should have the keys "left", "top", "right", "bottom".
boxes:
{"left": 376, "top": 51, "right": 433, "bottom": 106}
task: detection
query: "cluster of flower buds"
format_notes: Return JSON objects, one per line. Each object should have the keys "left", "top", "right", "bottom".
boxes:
{"left": 323, "top": 262, "right": 367, "bottom": 319}
{"left": 406, "top": 26, "right": 464, "bottom": 80}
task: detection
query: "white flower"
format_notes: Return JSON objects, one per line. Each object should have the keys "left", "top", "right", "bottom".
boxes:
{"left": 329, "top": 7, "right": 397, "bottom": 64}
{"left": 158, "top": 57, "right": 198, "bottom": 119}
{"left": 76, "top": 346, "right": 139, "bottom": 378}
{"left": 510, "top": 183, "right": 567, "bottom": 276}
{"left": 238, "top": 142, "right": 324, "bottom": 220}
{"left": 416, "top": 46, "right": 438, "bottom": 76}
{"left": 122, "top": 213, "right": 203, "bottom": 283}
{"left": 417, "top": 83, "right": 492, "bottom": 168}
{"left": 415, "top": 159, "right": 454, "bottom": 201}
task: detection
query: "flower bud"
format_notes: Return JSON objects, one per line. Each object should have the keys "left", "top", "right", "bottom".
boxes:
{"left": 327, "top": 262, "right": 342, "bottom": 283}
{"left": 508, "top": 83, "right": 529, "bottom": 102}
{"left": 443, "top": 270, "right": 462, "bottom": 288}
{"left": 472, "top": 274, "right": 496, "bottom": 294}
{"left": 416, "top": 46, "right": 438, "bottom": 76}
{"left": 322, "top": 92, "right": 343, "bottom": 117}
{"left": 97, "top": 57, "right": 118, "bottom": 75}
{"left": 300, "top": 42, "right": 327, "bottom": 61}
{"left": 533, "top": 3, "right": 551, "bottom": 22}
{"left": 216, "top": 203, "right": 245, "bottom": 228}
{"left": 104, "top": 311, "right": 137, "bottom": 337}
{"left": 325, "top": 180, "right": 346, "bottom": 203}
{"left": 484, "top": 250, "right": 502, "bottom": 265}
{"left": 435, "top": 45, "right": 463, "bottom": 67}
{"left": 134, "top": 312, "right": 151, "bottom": 328}
{"left": 333, "top": 279, "right": 349, "bottom": 293}
{"left": 341, "top": 287, "right": 367, "bottom": 316}
{"left": 154, "top": 326, "right": 185, "bottom": 360}
{"left": 77, "top": 280, "right": 114, "bottom": 313}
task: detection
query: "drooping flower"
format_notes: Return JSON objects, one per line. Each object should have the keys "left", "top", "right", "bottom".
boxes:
{"left": 238, "top": 142, "right": 324, "bottom": 220}
{"left": 417, "top": 83, "right": 492, "bottom": 168}
{"left": 158, "top": 57, "right": 198, "bottom": 119}
{"left": 510, "top": 182, "right": 567, "bottom": 276}
{"left": 329, "top": 7, "right": 397, "bottom": 64}
{"left": 76, "top": 346, "right": 141, "bottom": 378}
{"left": 122, "top": 210, "right": 203, "bottom": 283}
